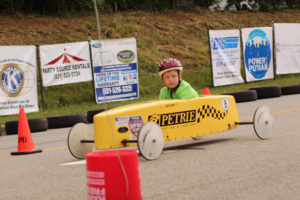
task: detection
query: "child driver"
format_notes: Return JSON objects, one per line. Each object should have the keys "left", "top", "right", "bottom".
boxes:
{"left": 158, "top": 58, "right": 199, "bottom": 99}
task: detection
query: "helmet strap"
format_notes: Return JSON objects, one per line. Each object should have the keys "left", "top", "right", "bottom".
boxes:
{"left": 170, "top": 80, "right": 181, "bottom": 99}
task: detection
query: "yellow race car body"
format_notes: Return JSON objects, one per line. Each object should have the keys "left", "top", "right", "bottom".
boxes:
{"left": 93, "top": 95, "right": 240, "bottom": 150}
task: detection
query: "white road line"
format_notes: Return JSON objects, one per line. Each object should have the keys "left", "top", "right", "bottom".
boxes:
{"left": 60, "top": 160, "right": 86, "bottom": 166}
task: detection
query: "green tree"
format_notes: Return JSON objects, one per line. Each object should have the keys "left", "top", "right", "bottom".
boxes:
{"left": 285, "top": 0, "right": 300, "bottom": 8}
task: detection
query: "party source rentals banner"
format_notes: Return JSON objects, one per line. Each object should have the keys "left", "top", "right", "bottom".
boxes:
{"left": 241, "top": 27, "right": 274, "bottom": 82}
{"left": 274, "top": 23, "right": 300, "bottom": 74}
{"left": 40, "top": 41, "right": 92, "bottom": 87}
{"left": 0, "top": 46, "right": 39, "bottom": 115}
{"left": 209, "top": 29, "right": 244, "bottom": 87}
{"left": 91, "top": 37, "right": 139, "bottom": 103}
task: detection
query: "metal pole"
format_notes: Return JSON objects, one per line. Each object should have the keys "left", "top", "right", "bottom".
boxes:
{"left": 81, "top": 140, "right": 95, "bottom": 143}
{"left": 93, "top": 0, "right": 101, "bottom": 40}
{"left": 206, "top": 23, "right": 214, "bottom": 88}
{"left": 239, "top": 24, "right": 247, "bottom": 83}
{"left": 272, "top": 21, "right": 276, "bottom": 80}
{"left": 36, "top": 45, "right": 45, "bottom": 110}
{"left": 88, "top": 37, "right": 97, "bottom": 104}
{"left": 236, "top": 121, "right": 253, "bottom": 125}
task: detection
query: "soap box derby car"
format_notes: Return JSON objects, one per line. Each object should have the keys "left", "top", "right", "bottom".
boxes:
{"left": 67, "top": 95, "right": 273, "bottom": 160}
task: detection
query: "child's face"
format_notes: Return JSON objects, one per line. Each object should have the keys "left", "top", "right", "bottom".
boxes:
{"left": 162, "top": 70, "right": 181, "bottom": 89}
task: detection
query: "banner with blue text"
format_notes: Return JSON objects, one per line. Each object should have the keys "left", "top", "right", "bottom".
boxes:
{"left": 90, "top": 38, "right": 139, "bottom": 103}
{"left": 209, "top": 29, "right": 244, "bottom": 87}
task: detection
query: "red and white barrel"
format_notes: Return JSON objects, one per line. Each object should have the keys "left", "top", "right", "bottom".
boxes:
{"left": 86, "top": 150, "right": 142, "bottom": 200}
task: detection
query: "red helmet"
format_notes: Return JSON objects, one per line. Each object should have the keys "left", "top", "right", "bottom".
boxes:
{"left": 158, "top": 58, "right": 183, "bottom": 77}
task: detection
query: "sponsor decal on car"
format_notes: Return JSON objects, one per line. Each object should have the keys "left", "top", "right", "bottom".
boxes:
{"left": 148, "top": 104, "right": 228, "bottom": 127}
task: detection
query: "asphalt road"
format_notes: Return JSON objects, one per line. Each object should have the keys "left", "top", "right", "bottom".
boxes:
{"left": 1, "top": 94, "right": 300, "bottom": 200}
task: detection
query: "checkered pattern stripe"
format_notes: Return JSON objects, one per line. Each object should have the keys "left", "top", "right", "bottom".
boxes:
{"left": 197, "top": 105, "right": 227, "bottom": 123}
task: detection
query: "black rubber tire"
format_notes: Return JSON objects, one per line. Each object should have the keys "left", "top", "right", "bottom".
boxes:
{"left": 222, "top": 90, "right": 257, "bottom": 103}
{"left": 281, "top": 84, "right": 300, "bottom": 95}
{"left": 5, "top": 121, "right": 17, "bottom": 135}
{"left": 249, "top": 85, "right": 282, "bottom": 99}
{"left": 28, "top": 118, "right": 48, "bottom": 132}
{"left": 5, "top": 118, "right": 48, "bottom": 135}
{"left": 47, "top": 113, "right": 88, "bottom": 129}
{"left": 5, "top": 121, "right": 18, "bottom": 135}
{"left": 87, "top": 109, "right": 106, "bottom": 123}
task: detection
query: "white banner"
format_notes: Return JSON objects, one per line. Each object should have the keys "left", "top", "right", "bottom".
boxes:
{"left": 274, "top": 23, "right": 300, "bottom": 74}
{"left": 40, "top": 41, "right": 92, "bottom": 87}
{"left": 209, "top": 29, "right": 244, "bottom": 87}
{"left": 0, "top": 46, "right": 39, "bottom": 115}
{"left": 91, "top": 38, "right": 139, "bottom": 103}
{"left": 241, "top": 27, "right": 274, "bottom": 82}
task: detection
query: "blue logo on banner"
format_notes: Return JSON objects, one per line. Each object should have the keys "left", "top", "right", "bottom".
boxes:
{"left": 212, "top": 37, "right": 239, "bottom": 50}
{"left": 0, "top": 63, "right": 24, "bottom": 97}
{"left": 92, "top": 42, "right": 102, "bottom": 48}
{"left": 117, "top": 50, "right": 135, "bottom": 63}
{"left": 244, "top": 29, "right": 271, "bottom": 79}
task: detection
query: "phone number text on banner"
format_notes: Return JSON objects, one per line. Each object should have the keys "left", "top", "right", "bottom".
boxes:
{"left": 94, "top": 63, "right": 138, "bottom": 102}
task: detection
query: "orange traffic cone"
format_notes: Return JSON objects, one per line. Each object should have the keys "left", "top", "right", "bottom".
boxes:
{"left": 204, "top": 87, "right": 210, "bottom": 95}
{"left": 11, "top": 108, "right": 42, "bottom": 155}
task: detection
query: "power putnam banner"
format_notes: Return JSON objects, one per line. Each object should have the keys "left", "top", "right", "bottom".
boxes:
{"left": 274, "top": 23, "right": 300, "bottom": 74}
{"left": 209, "top": 29, "right": 244, "bottom": 87}
{"left": 241, "top": 27, "right": 274, "bottom": 82}
{"left": 91, "top": 37, "right": 139, "bottom": 103}
{"left": 0, "top": 46, "right": 39, "bottom": 115}
{"left": 40, "top": 41, "right": 92, "bottom": 87}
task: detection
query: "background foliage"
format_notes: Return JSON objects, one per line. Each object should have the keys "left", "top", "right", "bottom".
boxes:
{"left": 1, "top": 0, "right": 300, "bottom": 15}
